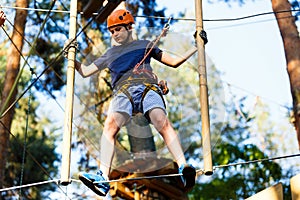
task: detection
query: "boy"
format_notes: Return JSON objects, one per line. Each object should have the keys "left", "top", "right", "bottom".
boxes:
{"left": 74, "top": 9, "right": 197, "bottom": 196}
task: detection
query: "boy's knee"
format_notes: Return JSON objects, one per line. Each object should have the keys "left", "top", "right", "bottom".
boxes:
{"left": 105, "top": 112, "right": 128, "bottom": 129}
{"left": 149, "top": 109, "right": 169, "bottom": 130}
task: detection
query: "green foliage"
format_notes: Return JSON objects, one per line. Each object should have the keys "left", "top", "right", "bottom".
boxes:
{"left": 189, "top": 98, "right": 283, "bottom": 199}
{"left": 0, "top": 39, "right": 59, "bottom": 198}
{"left": 4, "top": 96, "right": 60, "bottom": 199}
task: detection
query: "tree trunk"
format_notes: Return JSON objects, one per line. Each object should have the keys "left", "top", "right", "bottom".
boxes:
{"left": 0, "top": 0, "right": 28, "bottom": 192}
{"left": 272, "top": 0, "right": 300, "bottom": 149}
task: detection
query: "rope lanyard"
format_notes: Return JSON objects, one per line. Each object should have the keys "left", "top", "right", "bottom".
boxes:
{"left": 132, "top": 17, "right": 172, "bottom": 75}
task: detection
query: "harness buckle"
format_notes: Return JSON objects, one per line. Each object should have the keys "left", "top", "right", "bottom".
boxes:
{"left": 158, "top": 80, "right": 169, "bottom": 95}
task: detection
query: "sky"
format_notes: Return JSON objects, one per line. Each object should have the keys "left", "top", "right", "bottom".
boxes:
{"left": 160, "top": 0, "right": 291, "bottom": 115}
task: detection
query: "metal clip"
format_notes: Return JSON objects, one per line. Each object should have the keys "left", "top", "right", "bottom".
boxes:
{"left": 164, "top": 17, "right": 172, "bottom": 30}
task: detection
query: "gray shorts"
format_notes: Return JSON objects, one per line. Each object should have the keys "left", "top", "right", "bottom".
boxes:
{"left": 108, "top": 85, "right": 166, "bottom": 117}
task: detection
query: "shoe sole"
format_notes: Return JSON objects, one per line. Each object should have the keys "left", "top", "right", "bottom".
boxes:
{"left": 79, "top": 174, "right": 108, "bottom": 196}
{"left": 182, "top": 166, "right": 196, "bottom": 188}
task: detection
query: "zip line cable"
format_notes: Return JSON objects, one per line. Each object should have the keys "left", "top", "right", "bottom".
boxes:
{"left": 2, "top": 4, "right": 300, "bottom": 22}
{"left": 225, "top": 82, "right": 290, "bottom": 110}
{"left": 1, "top": 152, "right": 300, "bottom": 193}
{"left": 0, "top": 5, "right": 70, "bottom": 13}
{"left": 0, "top": 180, "right": 60, "bottom": 193}
{"left": 136, "top": 10, "right": 295, "bottom": 22}
{"left": 214, "top": 153, "right": 300, "bottom": 170}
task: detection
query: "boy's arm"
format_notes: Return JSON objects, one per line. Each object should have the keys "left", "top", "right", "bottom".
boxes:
{"left": 63, "top": 39, "right": 99, "bottom": 78}
{"left": 75, "top": 61, "right": 99, "bottom": 78}
{"left": 158, "top": 46, "right": 198, "bottom": 68}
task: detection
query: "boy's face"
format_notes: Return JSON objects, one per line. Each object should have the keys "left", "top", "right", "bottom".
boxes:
{"left": 109, "top": 25, "right": 131, "bottom": 45}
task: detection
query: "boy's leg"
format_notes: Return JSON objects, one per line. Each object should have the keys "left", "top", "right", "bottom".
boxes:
{"left": 100, "top": 112, "right": 128, "bottom": 177}
{"left": 148, "top": 108, "right": 196, "bottom": 188}
{"left": 148, "top": 108, "right": 186, "bottom": 166}
{"left": 79, "top": 112, "right": 128, "bottom": 196}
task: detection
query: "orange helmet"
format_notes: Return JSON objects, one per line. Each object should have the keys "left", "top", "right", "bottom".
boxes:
{"left": 107, "top": 9, "right": 135, "bottom": 28}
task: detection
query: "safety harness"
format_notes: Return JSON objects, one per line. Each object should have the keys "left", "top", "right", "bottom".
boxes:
{"left": 115, "top": 18, "right": 172, "bottom": 116}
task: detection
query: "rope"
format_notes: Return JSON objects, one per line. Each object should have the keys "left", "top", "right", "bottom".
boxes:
{"left": 71, "top": 170, "right": 204, "bottom": 185}
{"left": 133, "top": 17, "right": 172, "bottom": 79}
{"left": 1, "top": 5, "right": 69, "bottom": 13}
{"left": 73, "top": 153, "right": 300, "bottom": 184}
{"left": 0, "top": 180, "right": 59, "bottom": 193}
{"left": 19, "top": 72, "right": 34, "bottom": 197}
{"left": 3, "top": 2, "right": 101, "bottom": 115}
{"left": 0, "top": 152, "right": 299, "bottom": 193}
{"left": 213, "top": 153, "right": 300, "bottom": 170}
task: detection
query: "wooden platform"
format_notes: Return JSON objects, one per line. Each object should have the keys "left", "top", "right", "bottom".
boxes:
{"left": 109, "top": 157, "right": 189, "bottom": 200}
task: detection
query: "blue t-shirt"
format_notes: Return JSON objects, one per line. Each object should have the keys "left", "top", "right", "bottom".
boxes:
{"left": 93, "top": 40, "right": 162, "bottom": 89}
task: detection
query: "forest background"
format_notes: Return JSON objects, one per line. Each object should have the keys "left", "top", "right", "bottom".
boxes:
{"left": 0, "top": 0, "right": 300, "bottom": 199}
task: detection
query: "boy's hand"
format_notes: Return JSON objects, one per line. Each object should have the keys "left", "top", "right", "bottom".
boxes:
{"left": 0, "top": 10, "right": 6, "bottom": 26}
{"left": 194, "top": 30, "right": 208, "bottom": 45}
{"left": 63, "top": 39, "right": 78, "bottom": 58}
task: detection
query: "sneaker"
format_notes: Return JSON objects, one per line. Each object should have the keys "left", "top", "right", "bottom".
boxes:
{"left": 78, "top": 170, "right": 110, "bottom": 196}
{"left": 178, "top": 164, "right": 196, "bottom": 188}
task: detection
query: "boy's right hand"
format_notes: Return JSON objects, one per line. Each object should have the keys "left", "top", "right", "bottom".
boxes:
{"left": 63, "top": 39, "right": 78, "bottom": 58}
{"left": 0, "top": 10, "right": 6, "bottom": 26}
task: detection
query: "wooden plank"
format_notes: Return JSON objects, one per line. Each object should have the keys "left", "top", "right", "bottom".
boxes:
{"left": 137, "top": 178, "right": 188, "bottom": 200}
{"left": 245, "top": 183, "right": 283, "bottom": 200}
{"left": 291, "top": 173, "right": 300, "bottom": 200}
{"left": 110, "top": 158, "right": 177, "bottom": 178}
{"left": 110, "top": 182, "right": 134, "bottom": 200}
{"left": 109, "top": 158, "right": 188, "bottom": 199}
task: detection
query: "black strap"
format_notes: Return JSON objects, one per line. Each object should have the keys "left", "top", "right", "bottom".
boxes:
{"left": 115, "top": 83, "right": 166, "bottom": 115}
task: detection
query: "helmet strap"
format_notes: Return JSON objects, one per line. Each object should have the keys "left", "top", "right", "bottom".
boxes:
{"left": 123, "top": 24, "right": 133, "bottom": 43}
